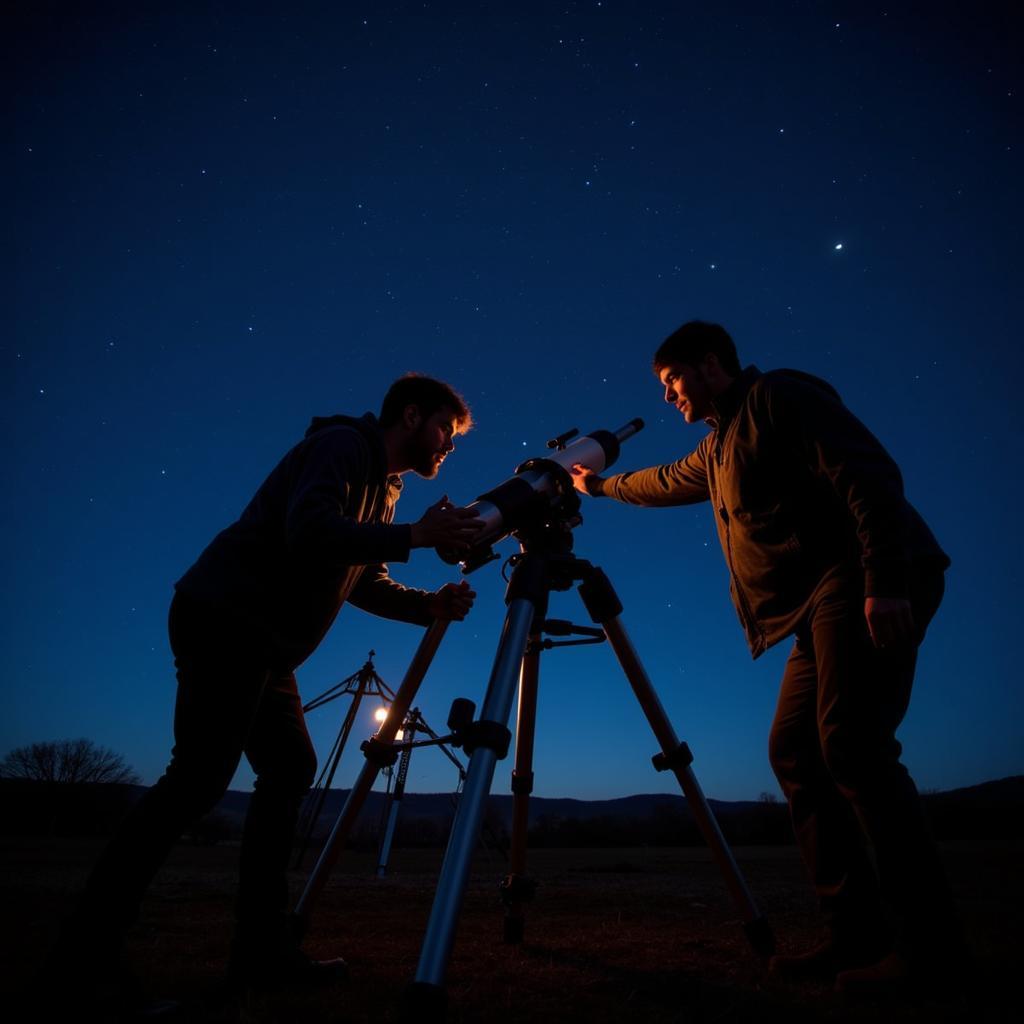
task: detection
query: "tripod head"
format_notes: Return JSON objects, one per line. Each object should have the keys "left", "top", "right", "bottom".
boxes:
{"left": 439, "top": 418, "right": 644, "bottom": 572}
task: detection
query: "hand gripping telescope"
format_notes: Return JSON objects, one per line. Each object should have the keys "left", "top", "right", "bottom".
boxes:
{"left": 439, "top": 418, "right": 644, "bottom": 571}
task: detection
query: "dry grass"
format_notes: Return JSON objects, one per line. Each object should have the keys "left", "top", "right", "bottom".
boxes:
{"left": 2, "top": 838, "right": 1018, "bottom": 1022}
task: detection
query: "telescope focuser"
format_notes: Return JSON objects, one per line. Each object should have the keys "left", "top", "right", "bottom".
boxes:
{"left": 546, "top": 427, "right": 579, "bottom": 451}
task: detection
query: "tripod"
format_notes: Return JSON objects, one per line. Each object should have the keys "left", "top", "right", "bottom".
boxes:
{"left": 292, "top": 523, "right": 774, "bottom": 1019}
{"left": 403, "top": 523, "right": 775, "bottom": 1018}
{"left": 293, "top": 651, "right": 395, "bottom": 867}
{"left": 293, "top": 622, "right": 449, "bottom": 933}
{"left": 376, "top": 707, "right": 466, "bottom": 877}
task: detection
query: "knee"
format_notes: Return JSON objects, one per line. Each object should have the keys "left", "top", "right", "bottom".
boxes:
{"left": 158, "top": 757, "right": 236, "bottom": 817}
{"left": 768, "top": 719, "right": 800, "bottom": 789}
{"left": 820, "top": 728, "right": 903, "bottom": 799}
{"left": 254, "top": 744, "right": 317, "bottom": 797}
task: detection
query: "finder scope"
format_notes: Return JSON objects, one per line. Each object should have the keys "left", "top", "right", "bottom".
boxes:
{"left": 440, "top": 418, "right": 644, "bottom": 571}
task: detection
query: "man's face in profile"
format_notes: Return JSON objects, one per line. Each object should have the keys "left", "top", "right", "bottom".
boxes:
{"left": 408, "top": 405, "right": 459, "bottom": 478}
{"left": 658, "top": 362, "right": 714, "bottom": 424}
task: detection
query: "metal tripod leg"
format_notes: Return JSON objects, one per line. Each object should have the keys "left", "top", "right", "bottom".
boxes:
{"left": 501, "top": 634, "right": 541, "bottom": 943}
{"left": 293, "top": 693, "right": 363, "bottom": 867}
{"left": 292, "top": 621, "right": 449, "bottom": 934}
{"left": 408, "top": 595, "right": 538, "bottom": 1013}
{"left": 376, "top": 713, "right": 417, "bottom": 877}
{"left": 598, "top": 611, "right": 775, "bottom": 958}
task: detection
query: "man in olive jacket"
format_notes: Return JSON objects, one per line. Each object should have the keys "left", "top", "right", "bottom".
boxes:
{"left": 572, "top": 321, "right": 961, "bottom": 994}
{"left": 56, "top": 373, "right": 483, "bottom": 1004}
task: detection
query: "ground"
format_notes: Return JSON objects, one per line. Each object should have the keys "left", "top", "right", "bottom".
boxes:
{"left": 1, "top": 837, "right": 1018, "bottom": 1022}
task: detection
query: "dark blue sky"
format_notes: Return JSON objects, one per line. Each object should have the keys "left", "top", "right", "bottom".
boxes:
{"left": 5, "top": 2, "right": 1021, "bottom": 801}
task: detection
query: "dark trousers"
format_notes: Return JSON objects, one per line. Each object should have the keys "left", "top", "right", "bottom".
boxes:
{"left": 768, "top": 572, "right": 956, "bottom": 954}
{"left": 70, "top": 592, "right": 316, "bottom": 955}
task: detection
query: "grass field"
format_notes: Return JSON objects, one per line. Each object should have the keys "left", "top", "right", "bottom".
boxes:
{"left": 2, "top": 837, "right": 1018, "bottom": 1022}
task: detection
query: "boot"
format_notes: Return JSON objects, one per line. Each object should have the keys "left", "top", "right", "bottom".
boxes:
{"left": 226, "top": 925, "right": 348, "bottom": 993}
{"left": 27, "top": 943, "right": 179, "bottom": 1020}
{"left": 769, "top": 929, "right": 891, "bottom": 983}
{"left": 836, "top": 933, "right": 976, "bottom": 999}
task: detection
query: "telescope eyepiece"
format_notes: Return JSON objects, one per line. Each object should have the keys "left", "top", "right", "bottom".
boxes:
{"left": 546, "top": 427, "right": 579, "bottom": 451}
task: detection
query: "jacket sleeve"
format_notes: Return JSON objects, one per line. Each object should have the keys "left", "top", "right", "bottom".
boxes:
{"left": 595, "top": 436, "right": 712, "bottom": 506}
{"left": 347, "top": 566, "right": 435, "bottom": 625}
{"left": 763, "top": 375, "right": 913, "bottom": 598}
{"left": 285, "top": 430, "right": 413, "bottom": 568}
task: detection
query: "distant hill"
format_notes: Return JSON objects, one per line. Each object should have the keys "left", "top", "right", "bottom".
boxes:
{"left": 3, "top": 775, "right": 1021, "bottom": 845}
{"left": 213, "top": 774, "right": 1024, "bottom": 848}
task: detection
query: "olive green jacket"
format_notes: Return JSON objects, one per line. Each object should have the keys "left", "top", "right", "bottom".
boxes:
{"left": 594, "top": 367, "right": 949, "bottom": 657}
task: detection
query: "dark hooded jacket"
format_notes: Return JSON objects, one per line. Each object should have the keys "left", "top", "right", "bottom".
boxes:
{"left": 175, "top": 413, "right": 432, "bottom": 669}
{"left": 594, "top": 367, "right": 949, "bottom": 658}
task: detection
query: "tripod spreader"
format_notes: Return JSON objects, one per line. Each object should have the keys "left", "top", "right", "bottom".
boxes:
{"left": 527, "top": 619, "right": 605, "bottom": 652}
{"left": 362, "top": 729, "right": 467, "bottom": 765}
{"left": 374, "top": 696, "right": 516, "bottom": 761}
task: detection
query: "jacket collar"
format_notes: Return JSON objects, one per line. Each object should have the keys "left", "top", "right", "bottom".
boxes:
{"left": 709, "top": 365, "right": 761, "bottom": 429}
{"left": 360, "top": 413, "right": 404, "bottom": 495}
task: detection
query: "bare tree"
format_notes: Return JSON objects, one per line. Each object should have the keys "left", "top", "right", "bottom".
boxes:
{"left": 0, "top": 738, "right": 139, "bottom": 786}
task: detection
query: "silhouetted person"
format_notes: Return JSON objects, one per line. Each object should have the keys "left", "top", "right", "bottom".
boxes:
{"left": 51, "top": 373, "right": 483, "bottom": 1011}
{"left": 572, "top": 322, "right": 965, "bottom": 996}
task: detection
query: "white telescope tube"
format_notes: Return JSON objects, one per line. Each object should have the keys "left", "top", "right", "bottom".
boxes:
{"left": 439, "top": 418, "right": 643, "bottom": 567}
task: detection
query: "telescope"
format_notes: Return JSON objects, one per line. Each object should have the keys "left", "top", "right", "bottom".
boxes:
{"left": 439, "top": 418, "right": 644, "bottom": 572}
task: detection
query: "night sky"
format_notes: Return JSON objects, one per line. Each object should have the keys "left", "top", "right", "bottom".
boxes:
{"left": 6, "top": 3, "right": 1022, "bottom": 804}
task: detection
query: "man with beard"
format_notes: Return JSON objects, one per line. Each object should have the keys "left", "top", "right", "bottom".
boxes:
{"left": 52, "top": 373, "right": 483, "bottom": 1009}
{"left": 571, "top": 322, "right": 965, "bottom": 996}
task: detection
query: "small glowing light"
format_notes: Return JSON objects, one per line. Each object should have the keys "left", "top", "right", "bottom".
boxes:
{"left": 835, "top": 243, "right": 843, "bottom": 250}
{"left": 374, "top": 707, "right": 388, "bottom": 723}
{"left": 395, "top": 729, "right": 405, "bottom": 741}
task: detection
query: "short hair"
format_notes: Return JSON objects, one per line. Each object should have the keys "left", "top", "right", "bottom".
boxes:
{"left": 379, "top": 373, "right": 473, "bottom": 431}
{"left": 652, "top": 321, "right": 741, "bottom": 377}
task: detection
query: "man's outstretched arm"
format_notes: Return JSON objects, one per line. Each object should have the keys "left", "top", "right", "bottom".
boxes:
{"left": 570, "top": 437, "right": 713, "bottom": 507}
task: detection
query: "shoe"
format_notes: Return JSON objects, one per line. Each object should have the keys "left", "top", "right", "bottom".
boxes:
{"left": 23, "top": 958, "right": 180, "bottom": 1021}
{"left": 835, "top": 950, "right": 912, "bottom": 996}
{"left": 769, "top": 934, "right": 890, "bottom": 983}
{"left": 836, "top": 945, "right": 974, "bottom": 1000}
{"left": 226, "top": 944, "right": 349, "bottom": 992}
